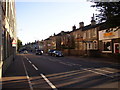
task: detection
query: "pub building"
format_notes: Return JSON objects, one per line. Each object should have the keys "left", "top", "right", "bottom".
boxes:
{"left": 99, "top": 26, "right": 120, "bottom": 59}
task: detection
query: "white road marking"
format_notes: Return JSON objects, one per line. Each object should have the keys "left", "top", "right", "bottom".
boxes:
{"left": 75, "top": 64, "right": 82, "bottom": 66}
{"left": 32, "top": 64, "right": 38, "bottom": 71}
{"left": 40, "top": 74, "right": 58, "bottom": 90}
{"left": 83, "top": 68, "right": 114, "bottom": 78}
{"left": 29, "top": 60, "right": 32, "bottom": 64}
{"left": 24, "top": 57, "right": 57, "bottom": 90}
{"left": 22, "top": 57, "right": 33, "bottom": 90}
{"left": 24, "top": 56, "right": 29, "bottom": 61}
{"left": 95, "top": 68, "right": 114, "bottom": 73}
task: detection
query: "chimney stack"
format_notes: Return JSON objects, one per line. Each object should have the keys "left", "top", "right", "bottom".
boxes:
{"left": 79, "top": 22, "right": 84, "bottom": 28}
{"left": 91, "top": 13, "right": 96, "bottom": 26}
{"left": 72, "top": 25, "right": 76, "bottom": 31}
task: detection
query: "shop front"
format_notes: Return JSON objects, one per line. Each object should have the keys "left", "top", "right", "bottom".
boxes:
{"left": 99, "top": 27, "right": 120, "bottom": 59}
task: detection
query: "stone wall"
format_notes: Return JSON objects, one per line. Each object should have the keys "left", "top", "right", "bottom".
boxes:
{"left": 63, "top": 49, "right": 85, "bottom": 56}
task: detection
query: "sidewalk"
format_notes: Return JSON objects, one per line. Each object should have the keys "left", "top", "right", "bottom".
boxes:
{"left": 3, "top": 54, "right": 26, "bottom": 77}
{"left": 2, "top": 54, "right": 30, "bottom": 89}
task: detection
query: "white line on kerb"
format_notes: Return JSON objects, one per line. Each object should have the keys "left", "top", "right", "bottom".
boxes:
{"left": 32, "top": 64, "right": 38, "bottom": 70}
{"left": 22, "top": 58, "right": 33, "bottom": 90}
{"left": 40, "top": 74, "right": 58, "bottom": 90}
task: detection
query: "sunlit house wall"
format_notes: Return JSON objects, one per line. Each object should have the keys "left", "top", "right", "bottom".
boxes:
{"left": 0, "top": 0, "right": 17, "bottom": 76}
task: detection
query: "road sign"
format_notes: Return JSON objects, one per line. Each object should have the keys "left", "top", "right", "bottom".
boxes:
{"left": 12, "top": 39, "right": 17, "bottom": 47}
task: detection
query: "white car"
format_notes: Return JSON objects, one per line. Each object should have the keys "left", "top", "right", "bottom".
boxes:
{"left": 23, "top": 50, "right": 28, "bottom": 54}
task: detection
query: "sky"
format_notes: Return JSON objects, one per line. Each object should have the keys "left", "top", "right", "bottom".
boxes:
{"left": 16, "top": 0, "right": 97, "bottom": 45}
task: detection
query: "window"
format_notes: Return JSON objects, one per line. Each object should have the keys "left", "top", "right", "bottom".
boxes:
{"left": 83, "top": 31, "right": 86, "bottom": 39}
{"left": 75, "top": 42, "right": 78, "bottom": 50}
{"left": 93, "top": 28, "right": 97, "bottom": 37}
{"left": 87, "top": 43, "right": 90, "bottom": 50}
{"left": 104, "top": 42, "right": 111, "bottom": 51}
{"left": 88, "top": 30, "right": 91, "bottom": 38}
{"left": 83, "top": 43, "right": 87, "bottom": 50}
{"left": 94, "top": 41, "right": 97, "bottom": 49}
{"left": 102, "top": 40, "right": 112, "bottom": 53}
{"left": 79, "top": 42, "right": 83, "bottom": 50}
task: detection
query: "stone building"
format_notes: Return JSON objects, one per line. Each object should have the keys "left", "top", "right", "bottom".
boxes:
{"left": 43, "top": 36, "right": 56, "bottom": 53}
{"left": 0, "top": 0, "right": 17, "bottom": 77}
{"left": 68, "top": 19, "right": 101, "bottom": 56}
{"left": 43, "top": 31, "right": 71, "bottom": 53}
{"left": 81, "top": 20, "right": 100, "bottom": 57}
{"left": 69, "top": 23, "right": 84, "bottom": 56}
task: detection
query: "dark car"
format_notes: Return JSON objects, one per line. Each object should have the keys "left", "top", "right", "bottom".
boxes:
{"left": 36, "top": 50, "right": 42, "bottom": 55}
{"left": 52, "top": 50, "right": 63, "bottom": 57}
{"left": 48, "top": 49, "right": 55, "bottom": 56}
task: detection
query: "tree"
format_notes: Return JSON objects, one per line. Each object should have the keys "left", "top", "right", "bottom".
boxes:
{"left": 92, "top": 2, "right": 120, "bottom": 28}
{"left": 17, "top": 38, "right": 23, "bottom": 51}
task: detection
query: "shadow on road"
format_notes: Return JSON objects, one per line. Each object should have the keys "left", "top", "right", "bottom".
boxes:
{"left": 2, "top": 54, "right": 120, "bottom": 89}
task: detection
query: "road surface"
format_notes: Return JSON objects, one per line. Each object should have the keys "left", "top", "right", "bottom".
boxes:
{"left": 2, "top": 53, "right": 120, "bottom": 89}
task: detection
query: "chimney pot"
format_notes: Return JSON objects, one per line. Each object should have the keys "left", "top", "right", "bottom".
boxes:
{"left": 79, "top": 22, "right": 84, "bottom": 28}
{"left": 91, "top": 20, "right": 96, "bottom": 25}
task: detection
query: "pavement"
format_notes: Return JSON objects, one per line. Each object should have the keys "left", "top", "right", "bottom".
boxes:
{"left": 2, "top": 55, "right": 30, "bottom": 89}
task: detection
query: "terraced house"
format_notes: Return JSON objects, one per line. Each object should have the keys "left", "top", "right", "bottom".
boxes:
{"left": 0, "top": 0, "right": 17, "bottom": 78}
{"left": 81, "top": 19, "right": 101, "bottom": 57}
{"left": 43, "top": 16, "right": 120, "bottom": 60}
{"left": 43, "top": 35, "right": 56, "bottom": 53}
{"left": 43, "top": 31, "right": 71, "bottom": 53}
{"left": 43, "top": 18, "right": 102, "bottom": 57}
{"left": 68, "top": 17, "right": 101, "bottom": 57}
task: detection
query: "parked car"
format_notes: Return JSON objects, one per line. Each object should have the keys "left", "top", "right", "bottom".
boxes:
{"left": 23, "top": 50, "right": 28, "bottom": 54}
{"left": 36, "top": 50, "right": 42, "bottom": 55}
{"left": 41, "top": 50, "right": 44, "bottom": 54}
{"left": 52, "top": 50, "right": 63, "bottom": 57}
{"left": 48, "top": 49, "right": 55, "bottom": 56}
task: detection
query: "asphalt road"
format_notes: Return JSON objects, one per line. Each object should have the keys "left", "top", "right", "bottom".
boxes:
{"left": 2, "top": 53, "right": 120, "bottom": 90}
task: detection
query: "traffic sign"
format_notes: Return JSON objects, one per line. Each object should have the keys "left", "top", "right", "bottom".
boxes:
{"left": 12, "top": 39, "right": 17, "bottom": 47}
